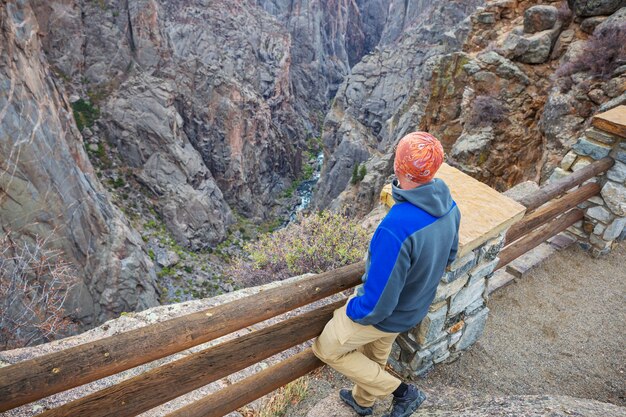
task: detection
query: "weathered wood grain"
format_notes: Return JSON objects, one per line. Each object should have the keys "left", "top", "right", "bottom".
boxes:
{"left": 36, "top": 300, "right": 344, "bottom": 417}
{"left": 0, "top": 262, "right": 363, "bottom": 412}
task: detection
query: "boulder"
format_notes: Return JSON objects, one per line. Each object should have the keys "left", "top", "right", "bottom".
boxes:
{"left": 524, "top": 5, "right": 558, "bottom": 33}
{"left": 581, "top": 16, "right": 609, "bottom": 33}
{"left": 502, "top": 23, "right": 562, "bottom": 64}
{"left": 567, "top": 0, "right": 626, "bottom": 17}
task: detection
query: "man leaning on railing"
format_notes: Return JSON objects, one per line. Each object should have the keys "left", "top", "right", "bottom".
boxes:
{"left": 312, "top": 132, "right": 461, "bottom": 417}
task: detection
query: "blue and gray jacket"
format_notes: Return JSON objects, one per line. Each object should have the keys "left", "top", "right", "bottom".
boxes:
{"left": 346, "top": 178, "right": 461, "bottom": 333}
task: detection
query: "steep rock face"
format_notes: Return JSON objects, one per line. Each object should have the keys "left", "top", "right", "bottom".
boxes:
{"left": 424, "top": 1, "right": 626, "bottom": 189}
{"left": 314, "top": 0, "right": 483, "bottom": 215}
{"left": 103, "top": 74, "right": 233, "bottom": 248}
{"left": 255, "top": 0, "right": 391, "bottom": 124}
{"left": 30, "top": 0, "right": 307, "bottom": 243}
{"left": 0, "top": 2, "right": 159, "bottom": 326}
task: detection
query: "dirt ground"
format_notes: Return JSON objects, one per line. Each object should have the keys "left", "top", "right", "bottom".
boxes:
{"left": 286, "top": 241, "right": 626, "bottom": 416}
{"left": 422, "top": 241, "right": 626, "bottom": 406}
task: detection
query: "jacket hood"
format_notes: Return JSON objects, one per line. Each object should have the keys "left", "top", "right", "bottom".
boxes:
{"left": 392, "top": 178, "right": 454, "bottom": 217}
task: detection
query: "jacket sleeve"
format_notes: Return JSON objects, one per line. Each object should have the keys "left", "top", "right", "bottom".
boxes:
{"left": 447, "top": 205, "right": 461, "bottom": 266}
{"left": 447, "top": 228, "right": 459, "bottom": 266}
{"left": 346, "top": 227, "right": 410, "bottom": 326}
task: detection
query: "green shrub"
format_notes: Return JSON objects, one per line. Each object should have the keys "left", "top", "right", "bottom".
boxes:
{"left": 71, "top": 99, "right": 100, "bottom": 132}
{"left": 229, "top": 211, "right": 369, "bottom": 286}
{"left": 351, "top": 163, "right": 360, "bottom": 185}
{"left": 358, "top": 164, "right": 367, "bottom": 181}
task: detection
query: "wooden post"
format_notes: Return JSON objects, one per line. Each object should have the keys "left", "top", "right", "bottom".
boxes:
{"left": 0, "top": 263, "right": 363, "bottom": 412}
{"left": 496, "top": 209, "right": 583, "bottom": 270}
{"left": 166, "top": 349, "right": 323, "bottom": 417}
{"left": 36, "top": 300, "right": 344, "bottom": 417}
{"left": 506, "top": 182, "right": 600, "bottom": 243}
{"left": 519, "top": 157, "right": 613, "bottom": 212}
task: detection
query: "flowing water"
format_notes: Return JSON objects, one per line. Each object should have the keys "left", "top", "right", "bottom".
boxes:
{"left": 289, "top": 152, "right": 324, "bottom": 222}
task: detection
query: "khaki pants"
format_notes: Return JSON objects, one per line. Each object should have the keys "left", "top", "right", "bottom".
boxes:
{"left": 312, "top": 302, "right": 401, "bottom": 407}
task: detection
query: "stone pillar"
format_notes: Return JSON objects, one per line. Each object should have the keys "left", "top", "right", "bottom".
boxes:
{"left": 380, "top": 163, "right": 525, "bottom": 377}
{"left": 551, "top": 106, "right": 626, "bottom": 256}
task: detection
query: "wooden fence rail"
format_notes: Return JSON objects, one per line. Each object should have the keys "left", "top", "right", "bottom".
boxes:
{"left": 518, "top": 157, "right": 613, "bottom": 212}
{"left": 37, "top": 300, "right": 344, "bottom": 417}
{"left": 0, "top": 156, "right": 614, "bottom": 417}
{"left": 0, "top": 263, "right": 364, "bottom": 412}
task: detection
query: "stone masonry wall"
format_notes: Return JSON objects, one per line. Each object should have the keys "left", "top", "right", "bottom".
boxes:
{"left": 389, "top": 233, "right": 505, "bottom": 377}
{"left": 379, "top": 163, "right": 526, "bottom": 378}
{"left": 550, "top": 106, "right": 626, "bottom": 256}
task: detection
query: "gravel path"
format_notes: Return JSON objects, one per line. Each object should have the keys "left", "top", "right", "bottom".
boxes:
{"left": 422, "top": 241, "right": 626, "bottom": 406}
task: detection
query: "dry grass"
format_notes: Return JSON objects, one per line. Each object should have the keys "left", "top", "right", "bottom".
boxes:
{"left": 237, "top": 376, "right": 310, "bottom": 417}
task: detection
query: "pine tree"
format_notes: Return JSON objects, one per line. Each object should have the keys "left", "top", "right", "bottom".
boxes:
{"left": 351, "top": 163, "right": 359, "bottom": 185}
{"left": 358, "top": 164, "right": 367, "bottom": 181}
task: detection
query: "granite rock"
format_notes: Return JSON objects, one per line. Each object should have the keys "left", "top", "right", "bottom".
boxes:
{"left": 524, "top": 5, "right": 558, "bottom": 34}
{"left": 567, "top": 0, "right": 626, "bottom": 17}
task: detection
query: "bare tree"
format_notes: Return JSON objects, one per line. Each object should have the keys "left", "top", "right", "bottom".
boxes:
{"left": 0, "top": 233, "right": 78, "bottom": 350}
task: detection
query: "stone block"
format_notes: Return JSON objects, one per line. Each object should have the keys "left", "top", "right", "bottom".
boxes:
{"left": 506, "top": 242, "right": 556, "bottom": 278}
{"left": 571, "top": 156, "right": 594, "bottom": 171}
{"left": 409, "top": 349, "right": 433, "bottom": 372}
{"left": 390, "top": 341, "right": 402, "bottom": 361}
{"left": 449, "top": 279, "right": 486, "bottom": 316}
{"left": 433, "top": 275, "right": 469, "bottom": 303}
{"left": 430, "top": 339, "right": 449, "bottom": 362}
{"left": 593, "top": 223, "right": 606, "bottom": 235}
{"left": 572, "top": 137, "right": 612, "bottom": 160}
{"left": 477, "top": 234, "right": 505, "bottom": 262}
{"left": 465, "top": 298, "right": 485, "bottom": 315}
{"left": 569, "top": 0, "right": 623, "bottom": 17}
{"left": 547, "top": 233, "right": 575, "bottom": 250}
{"left": 447, "top": 320, "right": 465, "bottom": 334}
{"left": 585, "top": 127, "right": 619, "bottom": 145}
{"left": 588, "top": 196, "right": 605, "bottom": 205}
{"left": 433, "top": 350, "right": 450, "bottom": 364}
{"left": 433, "top": 165, "right": 525, "bottom": 258}
{"left": 469, "top": 258, "right": 499, "bottom": 284}
{"left": 586, "top": 205, "right": 613, "bottom": 223}
{"left": 487, "top": 269, "right": 516, "bottom": 295}
{"left": 607, "top": 160, "right": 626, "bottom": 183}
{"left": 612, "top": 148, "right": 626, "bottom": 165}
{"left": 591, "top": 247, "right": 611, "bottom": 258}
{"left": 590, "top": 234, "right": 611, "bottom": 250}
{"left": 449, "top": 330, "right": 463, "bottom": 346}
{"left": 548, "top": 167, "right": 570, "bottom": 183}
{"left": 415, "top": 305, "right": 448, "bottom": 346}
{"left": 455, "top": 307, "right": 490, "bottom": 351}
{"left": 601, "top": 181, "right": 626, "bottom": 216}
{"left": 449, "top": 251, "right": 476, "bottom": 271}
{"left": 442, "top": 252, "right": 477, "bottom": 283}
{"left": 567, "top": 225, "right": 587, "bottom": 238}
{"left": 524, "top": 5, "right": 558, "bottom": 33}
{"left": 396, "top": 333, "right": 418, "bottom": 355}
{"left": 559, "top": 151, "right": 578, "bottom": 171}
{"left": 429, "top": 300, "right": 447, "bottom": 312}
{"left": 603, "top": 217, "right": 626, "bottom": 241}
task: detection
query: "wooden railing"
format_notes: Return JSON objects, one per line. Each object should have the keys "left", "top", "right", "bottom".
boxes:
{"left": 495, "top": 156, "right": 614, "bottom": 270}
{"left": 0, "top": 157, "right": 614, "bottom": 417}
{"left": 0, "top": 263, "right": 365, "bottom": 417}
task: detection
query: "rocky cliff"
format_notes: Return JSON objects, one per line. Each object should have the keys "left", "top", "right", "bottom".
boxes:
{"left": 0, "top": 2, "right": 159, "bottom": 327}
{"left": 315, "top": 0, "right": 626, "bottom": 213}
{"left": 314, "top": 0, "right": 484, "bottom": 215}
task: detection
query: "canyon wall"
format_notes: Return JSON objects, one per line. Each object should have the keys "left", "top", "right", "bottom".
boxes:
{"left": 0, "top": 1, "right": 159, "bottom": 326}
{"left": 315, "top": 0, "right": 626, "bottom": 214}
